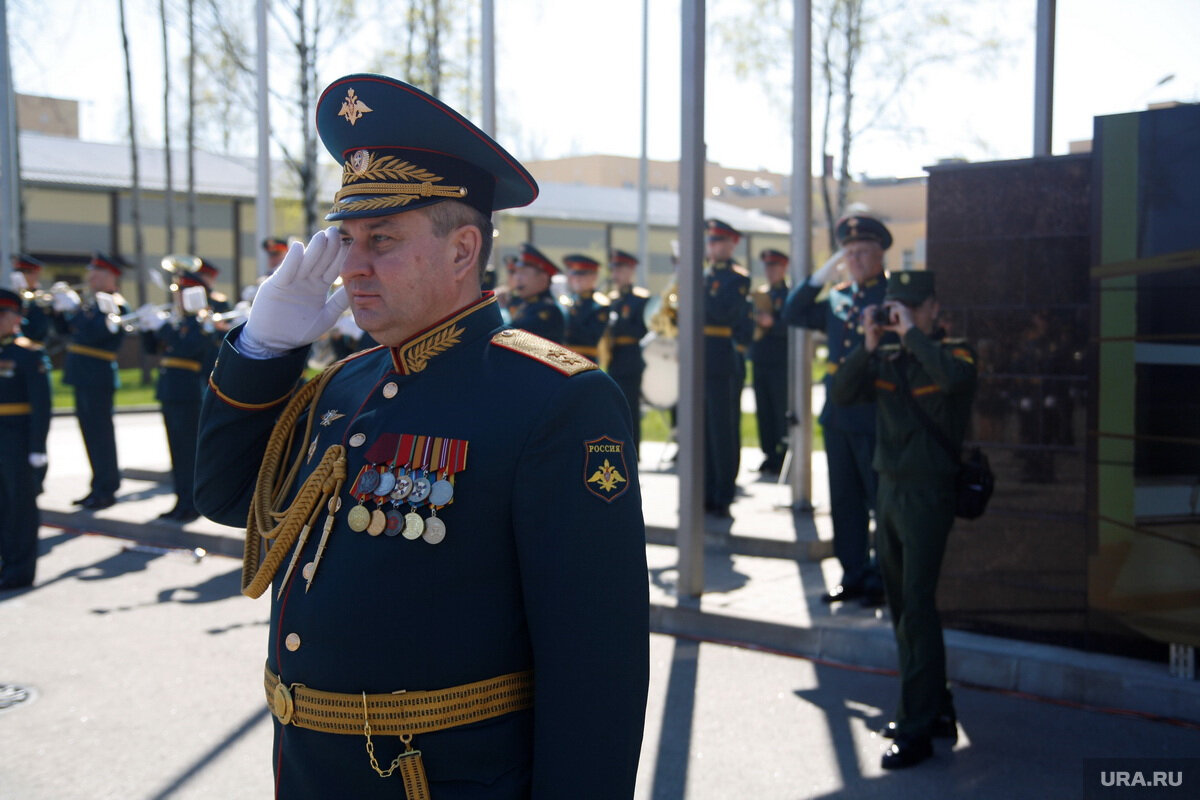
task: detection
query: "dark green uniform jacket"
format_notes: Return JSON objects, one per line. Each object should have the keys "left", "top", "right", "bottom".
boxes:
{"left": 195, "top": 293, "right": 649, "bottom": 799}
{"left": 510, "top": 289, "right": 565, "bottom": 343}
{"left": 831, "top": 327, "right": 977, "bottom": 479}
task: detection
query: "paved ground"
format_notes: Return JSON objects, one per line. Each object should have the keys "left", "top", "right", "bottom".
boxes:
{"left": 3, "top": 530, "right": 1198, "bottom": 799}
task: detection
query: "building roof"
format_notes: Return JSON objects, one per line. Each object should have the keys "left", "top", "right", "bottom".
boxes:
{"left": 508, "top": 181, "right": 791, "bottom": 234}
{"left": 19, "top": 131, "right": 259, "bottom": 197}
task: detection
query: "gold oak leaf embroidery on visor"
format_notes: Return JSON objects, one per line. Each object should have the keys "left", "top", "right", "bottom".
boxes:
{"left": 332, "top": 152, "right": 469, "bottom": 214}
{"left": 583, "top": 436, "right": 630, "bottom": 502}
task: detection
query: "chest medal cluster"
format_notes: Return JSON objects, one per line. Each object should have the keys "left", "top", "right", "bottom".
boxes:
{"left": 344, "top": 433, "right": 468, "bottom": 545}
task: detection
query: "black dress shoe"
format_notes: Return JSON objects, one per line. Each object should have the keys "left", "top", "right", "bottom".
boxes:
{"left": 881, "top": 735, "right": 933, "bottom": 770}
{"left": 880, "top": 716, "right": 957, "bottom": 742}
{"left": 171, "top": 509, "right": 200, "bottom": 523}
{"left": 82, "top": 494, "right": 117, "bottom": 510}
{"left": 820, "top": 584, "right": 864, "bottom": 604}
{"left": 73, "top": 493, "right": 95, "bottom": 506}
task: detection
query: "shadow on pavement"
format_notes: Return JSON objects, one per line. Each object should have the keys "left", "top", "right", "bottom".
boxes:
{"left": 145, "top": 704, "right": 273, "bottom": 800}
{"left": 650, "top": 637, "right": 700, "bottom": 799}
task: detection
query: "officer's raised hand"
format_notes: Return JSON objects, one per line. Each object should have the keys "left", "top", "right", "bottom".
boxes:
{"left": 241, "top": 227, "right": 349, "bottom": 356}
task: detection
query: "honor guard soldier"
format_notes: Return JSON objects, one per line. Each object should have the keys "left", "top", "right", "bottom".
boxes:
{"left": 702, "top": 218, "right": 751, "bottom": 518}
{"left": 140, "top": 270, "right": 221, "bottom": 522}
{"left": 606, "top": 249, "right": 650, "bottom": 450}
{"left": 196, "top": 259, "right": 231, "bottom": 313}
{"left": 560, "top": 254, "right": 610, "bottom": 362}
{"left": 784, "top": 213, "right": 889, "bottom": 606}
{"left": 0, "top": 289, "right": 52, "bottom": 591}
{"left": 10, "top": 255, "right": 52, "bottom": 347}
{"left": 510, "top": 243, "right": 566, "bottom": 343}
{"left": 264, "top": 237, "right": 290, "bottom": 272}
{"left": 831, "top": 270, "right": 976, "bottom": 769}
{"left": 751, "top": 249, "right": 791, "bottom": 475}
{"left": 194, "top": 73, "right": 649, "bottom": 799}
{"left": 53, "top": 253, "right": 129, "bottom": 510}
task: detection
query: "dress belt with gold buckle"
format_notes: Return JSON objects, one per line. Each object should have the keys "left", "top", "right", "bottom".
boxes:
{"left": 264, "top": 665, "right": 534, "bottom": 799}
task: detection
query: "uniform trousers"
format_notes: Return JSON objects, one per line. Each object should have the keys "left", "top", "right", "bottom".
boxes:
{"left": 162, "top": 399, "right": 200, "bottom": 513}
{"left": 753, "top": 360, "right": 788, "bottom": 469}
{"left": 704, "top": 372, "right": 738, "bottom": 508}
{"left": 0, "top": 427, "right": 41, "bottom": 585}
{"left": 823, "top": 425, "right": 881, "bottom": 591}
{"left": 876, "top": 473, "right": 957, "bottom": 738}
{"left": 75, "top": 386, "right": 120, "bottom": 496}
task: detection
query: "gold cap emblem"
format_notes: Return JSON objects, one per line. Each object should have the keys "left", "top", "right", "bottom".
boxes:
{"left": 338, "top": 88, "right": 372, "bottom": 126}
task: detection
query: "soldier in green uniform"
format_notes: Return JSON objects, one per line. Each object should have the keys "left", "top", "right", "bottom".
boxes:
{"left": 194, "top": 74, "right": 648, "bottom": 799}
{"left": 560, "top": 253, "right": 610, "bottom": 363}
{"left": 0, "top": 289, "right": 52, "bottom": 591}
{"left": 510, "top": 243, "right": 566, "bottom": 343}
{"left": 831, "top": 270, "right": 976, "bottom": 769}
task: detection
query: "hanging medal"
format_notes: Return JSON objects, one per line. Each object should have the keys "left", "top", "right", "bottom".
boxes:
{"left": 385, "top": 434, "right": 416, "bottom": 537}
{"left": 423, "top": 438, "right": 467, "bottom": 545}
{"left": 402, "top": 435, "right": 431, "bottom": 540}
{"left": 345, "top": 465, "right": 374, "bottom": 532}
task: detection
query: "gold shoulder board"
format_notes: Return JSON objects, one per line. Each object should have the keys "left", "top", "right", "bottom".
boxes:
{"left": 491, "top": 329, "right": 598, "bottom": 376}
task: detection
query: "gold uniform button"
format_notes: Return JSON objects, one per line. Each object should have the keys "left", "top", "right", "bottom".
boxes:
{"left": 285, "top": 633, "right": 301, "bottom": 652}
{"left": 382, "top": 381, "right": 398, "bottom": 399}
{"left": 349, "top": 433, "right": 366, "bottom": 447}
{"left": 302, "top": 562, "right": 315, "bottom": 581}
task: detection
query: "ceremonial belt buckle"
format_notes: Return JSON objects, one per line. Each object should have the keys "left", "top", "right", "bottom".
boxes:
{"left": 270, "top": 680, "right": 303, "bottom": 725}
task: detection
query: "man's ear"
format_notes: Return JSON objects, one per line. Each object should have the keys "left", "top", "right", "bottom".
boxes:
{"left": 448, "top": 224, "right": 483, "bottom": 281}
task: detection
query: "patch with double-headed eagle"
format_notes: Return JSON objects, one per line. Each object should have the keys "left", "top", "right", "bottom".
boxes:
{"left": 583, "top": 436, "right": 630, "bottom": 502}
{"left": 491, "top": 329, "right": 598, "bottom": 376}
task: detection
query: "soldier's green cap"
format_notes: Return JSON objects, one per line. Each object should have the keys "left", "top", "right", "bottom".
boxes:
{"left": 885, "top": 270, "right": 935, "bottom": 304}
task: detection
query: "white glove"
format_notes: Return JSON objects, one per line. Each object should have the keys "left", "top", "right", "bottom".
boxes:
{"left": 52, "top": 283, "right": 81, "bottom": 313}
{"left": 808, "top": 249, "right": 844, "bottom": 287}
{"left": 29, "top": 453, "right": 48, "bottom": 469}
{"left": 240, "top": 227, "right": 349, "bottom": 357}
{"left": 10, "top": 272, "right": 27, "bottom": 292}
{"left": 137, "top": 303, "right": 167, "bottom": 332}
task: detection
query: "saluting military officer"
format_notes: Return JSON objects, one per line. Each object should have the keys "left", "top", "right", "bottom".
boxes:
{"left": 10, "top": 255, "right": 52, "bottom": 347}
{"left": 0, "top": 289, "right": 52, "bottom": 591}
{"left": 510, "top": 243, "right": 566, "bottom": 343}
{"left": 560, "top": 253, "right": 610, "bottom": 362}
{"left": 831, "top": 270, "right": 976, "bottom": 770}
{"left": 606, "top": 249, "right": 650, "bottom": 451}
{"left": 194, "top": 73, "right": 649, "bottom": 799}
{"left": 751, "top": 249, "right": 792, "bottom": 475}
{"left": 783, "top": 213, "right": 889, "bottom": 606}
{"left": 140, "top": 269, "right": 221, "bottom": 522}
{"left": 53, "top": 253, "right": 128, "bottom": 510}
{"left": 702, "top": 218, "right": 751, "bottom": 518}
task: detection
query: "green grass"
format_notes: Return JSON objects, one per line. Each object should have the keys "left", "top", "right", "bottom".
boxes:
{"left": 52, "top": 368, "right": 159, "bottom": 410}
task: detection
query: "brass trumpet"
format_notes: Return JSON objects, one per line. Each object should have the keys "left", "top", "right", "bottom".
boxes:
{"left": 20, "top": 282, "right": 86, "bottom": 308}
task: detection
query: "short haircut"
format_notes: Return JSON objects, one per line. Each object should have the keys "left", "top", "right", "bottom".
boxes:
{"left": 426, "top": 200, "right": 494, "bottom": 281}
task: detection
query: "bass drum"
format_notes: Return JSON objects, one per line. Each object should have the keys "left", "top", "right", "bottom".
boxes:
{"left": 640, "top": 332, "right": 678, "bottom": 410}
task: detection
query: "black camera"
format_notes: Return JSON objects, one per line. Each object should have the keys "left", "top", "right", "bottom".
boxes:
{"left": 871, "top": 306, "right": 893, "bottom": 326}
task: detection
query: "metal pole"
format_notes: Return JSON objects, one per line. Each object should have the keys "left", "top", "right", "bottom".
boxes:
{"left": 0, "top": 0, "right": 16, "bottom": 281}
{"left": 677, "top": 0, "right": 706, "bottom": 598}
{"left": 789, "top": 0, "right": 814, "bottom": 510}
{"left": 481, "top": 0, "right": 495, "bottom": 137}
{"left": 636, "top": 0, "right": 649, "bottom": 286}
{"left": 1033, "top": 0, "right": 1055, "bottom": 156}
{"left": 255, "top": 0, "right": 272, "bottom": 278}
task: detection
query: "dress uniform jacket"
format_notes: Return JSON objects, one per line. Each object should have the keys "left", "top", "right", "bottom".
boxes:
{"left": 562, "top": 289, "right": 610, "bottom": 362}
{"left": 510, "top": 289, "right": 565, "bottom": 344}
{"left": 0, "top": 335, "right": 52, "bottom": 586}
{"left": 58, "top": 296, "right": 128, "bottom": 497}
{"left": 195, "top": 294, "right": 649, "bottom": 799}
{"left": 607, "top": 286, "right": 650, "bottom": 447}
{"left": 20, "top": 302, "right": 51, "bottom": 347}
{"left": 831, "top": 327, "right": 977, "bottom": 738}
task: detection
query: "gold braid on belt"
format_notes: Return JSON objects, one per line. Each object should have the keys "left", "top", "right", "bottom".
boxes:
{"left": 242, "top": 362, "right": 348, "bottom": 599}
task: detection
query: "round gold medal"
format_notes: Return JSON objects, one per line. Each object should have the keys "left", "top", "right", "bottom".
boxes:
{"left": 347, "top": 504, "right": 370, "bottom": 532}
{"left": 367, "top": 508, "right": 387, "bottom": 536}
{"left": 402, "top": 511, "right": 424, "bottom": 540}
